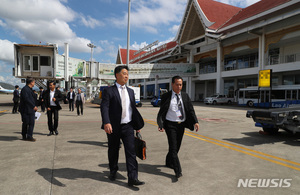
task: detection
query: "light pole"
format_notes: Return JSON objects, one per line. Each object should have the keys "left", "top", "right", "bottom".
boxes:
{"left": 127, "top": 0, "right": 131, "bottom": 66}
{"left": 87, "top": 43, "right": 96, "bottom": 99}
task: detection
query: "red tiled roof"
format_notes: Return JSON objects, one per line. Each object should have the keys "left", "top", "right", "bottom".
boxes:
{"left": 197, "top": 0, "right": 241, "bottom": 30}
{"left": 119, "top": 41, "right": 177, "bottom": 64}
{"left": 221, "top": 0, "right": 292, "bottom": 29}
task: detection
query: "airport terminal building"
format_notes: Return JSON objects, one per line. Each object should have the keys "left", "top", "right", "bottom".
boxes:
{"left": 116, "top": 0, "right": 300, "bottom": 101}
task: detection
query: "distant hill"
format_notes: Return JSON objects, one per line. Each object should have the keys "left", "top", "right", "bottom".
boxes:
{"left": 0, "top": 82, "right": 15, "bottom": 90}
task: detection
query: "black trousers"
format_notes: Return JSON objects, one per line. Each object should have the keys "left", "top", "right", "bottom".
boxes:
{"left": 21, "top": 113, "right": 35, "bottom": 139}
{"left": 107, "top": 123, "right": 138, "bottom": 180}
{"left": 47, "top": 106, "right": 59, "bottom": 132}
{"left": 69, "top": 99, "right": 74, "bottom": 111}
{"left": 40, "top": 100, "right": 45, "bottom": 112}
{"left": 164, "top": 120, "right": 185, "bottom": 174}
{"left": 13, "top": 100, "right": 19, "bottom": 113}
{"left": 76, "top": 100, "right": 83, "bottom": 115}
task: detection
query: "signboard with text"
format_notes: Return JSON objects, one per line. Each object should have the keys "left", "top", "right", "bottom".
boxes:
{"left": 259, "top": 69, "right": 272, "bottom": 88}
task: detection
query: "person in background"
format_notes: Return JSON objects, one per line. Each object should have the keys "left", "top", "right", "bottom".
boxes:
{"left": 67, "top": 87, "right": 75, "bottom": 112}
{"left": 39, "top": 87, "right": 45, "bottom": 112}
{"left": 19, "top": 77, "right": 38, "bottom": 141}
{"left": 75, "top": 88, "right": 85, "bottom": 116}
{"left": 157, "top": 75, "right": 199, "bottom": 179}
{"left": 33, "top": 90, "right": 38, "bottom": 106}
{"left": 44, "top": 81, "right": 63, "bottom": 136}
{"left": 12, "top": 85, "right": 20, "bottom": 114}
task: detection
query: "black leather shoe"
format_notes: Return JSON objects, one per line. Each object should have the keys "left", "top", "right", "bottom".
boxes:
{"left": 175, "top": 172, "right": 182, "bottom": 178}
{"left": 47, "top": 132, "right": 54, "bottom": 136}
{"left": 55, "top": 130, "right": 59, "bottom": 135}
{"left": 128, "top": 179, "right": 145, "bottom": 187}
{"left": 109, "top": 173, "right": 116, "bottom": 181}
{"left": 26, "top": 138, "right": 36, "bottom": 142}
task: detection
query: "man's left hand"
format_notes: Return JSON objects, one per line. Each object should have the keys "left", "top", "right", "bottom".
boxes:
{"left": 52, "top": 98, "right": 56, "bottom": 101}
{"left": 136, "top": 130, "right": 141, "bottom": 133}
{"left": 194, "top": 123, "right": 199, "bottom": 132}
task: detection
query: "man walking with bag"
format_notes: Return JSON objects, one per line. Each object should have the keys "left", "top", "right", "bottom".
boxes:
{"left": 100, "top": 65, "right": 145, "bottom": 187}
{"left": 157, "top": 75, "right": 199, "bottom": 179}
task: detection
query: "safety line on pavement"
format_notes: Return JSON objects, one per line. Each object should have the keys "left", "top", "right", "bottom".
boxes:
{"left": 144, "top": 118, "right": 300, "bottom": 172}
{"left": 0, "top": 110, "right": 8, "bottom": 113}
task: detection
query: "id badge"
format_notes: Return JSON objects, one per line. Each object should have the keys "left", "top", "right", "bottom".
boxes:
{"left": 176, "top": 110, "right": 182, "bottom": 118}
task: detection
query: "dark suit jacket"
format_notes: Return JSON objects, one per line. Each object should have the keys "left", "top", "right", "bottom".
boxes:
{"left": 157, "top": 91, "right": 198, "bottom": 131}
{"left": 100, "top": 84, "right": 144, "bottom": 132}
{"left": 13, "top": 89, "right": 20, "bottom": 102}
{"left": 39, "top": 90, "right": 44, "bottom": 101}
{"left": 67, "top": 91, "right": 76, "bottom": 101}
{"left": 44, "top": 89, "right": 63, "bottom": 110}
{"left": 19, "top": 85, "right": 36, "bottom": 114}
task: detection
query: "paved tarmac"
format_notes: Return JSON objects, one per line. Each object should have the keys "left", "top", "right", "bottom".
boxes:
{"left": 1, "top": 94, "right": 300, "bottom": 195}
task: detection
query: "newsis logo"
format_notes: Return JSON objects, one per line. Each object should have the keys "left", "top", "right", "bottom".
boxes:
{"left": 237, "top": 179, "right": 292, "bottom": 188}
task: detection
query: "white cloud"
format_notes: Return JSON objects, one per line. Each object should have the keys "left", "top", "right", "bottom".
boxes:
{"left": 0, "top": 0, "right": 103, "bottom": 54}
{"left": 0, "top": 39, "right": 16, "bottom": 63}
{"left": 169, "top": 25, "right": 179, "bottom": 35}
{"left": 80, "top": 14, "right": 104, "bottom": 29}
{"left": 109, "top": 0, "right": 187, "bottom": 34}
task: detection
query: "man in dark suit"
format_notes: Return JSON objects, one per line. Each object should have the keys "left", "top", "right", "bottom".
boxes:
{"left": 101, "top": 65, "right": 145, "bottom": 187}
{"left": 39, "top": 87, "right": 45, "bottom": 112}
{"left": 19, "top": 77, "right": 38, "bottom": 141}
{"left": 67, "top": 87, "right": 75, "bottom": 111}
{"left": 12, "top": 85, "right": 20, "bottom": 114}
{"left": 157, "top": 75, "right": 199, "bottom": 179}
{"left": 44, "top": 81, "right": 63, "bottom": 136}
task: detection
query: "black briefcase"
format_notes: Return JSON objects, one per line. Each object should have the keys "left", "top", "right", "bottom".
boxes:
{"left": 135, "top": 132, "right": 146, "bottom": 160}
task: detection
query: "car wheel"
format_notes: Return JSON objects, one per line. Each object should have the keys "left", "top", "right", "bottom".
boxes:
{"left": 247, "top": 101, "right": 254, "bottom": 107}
{"left": 227, "top": 100, "right": 232, "bottom": 105}
{"left": 213, "top": 101, "right": 217, "bottom": 105}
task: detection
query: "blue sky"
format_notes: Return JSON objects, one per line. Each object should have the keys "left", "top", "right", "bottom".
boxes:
{"left": 0, "top": 0, "right": 260, "bottom": 86}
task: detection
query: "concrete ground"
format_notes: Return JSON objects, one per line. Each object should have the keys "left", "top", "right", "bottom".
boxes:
{"left": 1, "top": 94, "right": 300, "bottom": 195}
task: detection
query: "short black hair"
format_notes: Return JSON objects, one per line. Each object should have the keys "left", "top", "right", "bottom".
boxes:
{"left": 48, "top": 80, "right": 56, "bottom": 86}
{"left": 39, "top": 87, "right": 43, "bottom": 89}
{"left": 26, "top": 77, "right": 35, "bottom": 85}
{"left": 15, "top": 85, "right": 19, "bottom": 89}
{"left": 114, "top": 65, "right": 129, "bottom": 78}
{"left": 172, "top": 75, "right": 183, "bottom": 83}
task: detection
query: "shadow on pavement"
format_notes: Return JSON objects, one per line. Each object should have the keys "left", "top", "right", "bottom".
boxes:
{"left": 68, "top": 140, "right": 108, "bottom": 147}
{"left": 0, "top": 136, "right": 20, "bottom": 142}
{"left": 36, "top": 168, "right": 140, "bottom": 191}
{"left": 99, "top": 163, "right": 176, "bottom": 182}
{"left": 224, "top": 131, "right": 300, "bottom": 147}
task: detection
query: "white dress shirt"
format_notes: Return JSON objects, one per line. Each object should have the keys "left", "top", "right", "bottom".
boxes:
{"left": 70, "top": 92, "right": 73, "bottom": 99}
{"left": 116, "top": 82, "right": 132, "bottom": 124}
{"left": 50, "top": 90, "right": 57, "bottom": 106}
{"left": 166, "top": 90, "right": 186, "bottom": 122}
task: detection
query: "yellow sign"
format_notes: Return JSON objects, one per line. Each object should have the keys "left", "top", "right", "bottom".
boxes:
{"left": 259, "top": 69, "right": 272, "bottom": 87}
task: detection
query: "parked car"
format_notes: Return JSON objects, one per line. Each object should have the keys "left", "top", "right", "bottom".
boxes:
{"left": 204, "top": 95, "right": 234, "bottom": 105}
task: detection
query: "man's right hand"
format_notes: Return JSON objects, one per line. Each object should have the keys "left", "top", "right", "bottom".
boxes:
{"left": 47, "top": 107, "right": 51, "bottom": 111}
{"left": 158, "top": 127, "right": 165, "bottom": 132}
{"left": 34, "top": 106, "right": 38, "bottom": 111}
{"left": 104, "top": 123, "right": 113, "bottom": 134}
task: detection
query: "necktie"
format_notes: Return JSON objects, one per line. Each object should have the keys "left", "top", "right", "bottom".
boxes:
{"left": 176, "top": 94, "right": 184, "bottom": 120}
{"left": 121, "top": 86, "right": 126, "bottom": 119}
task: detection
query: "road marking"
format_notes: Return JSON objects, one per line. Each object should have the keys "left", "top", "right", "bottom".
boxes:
{"left": 144, "top": 118, "right": 300, "bottom": 172}
{"left": 0, "top": 110, "right": 8, "bottom": 114}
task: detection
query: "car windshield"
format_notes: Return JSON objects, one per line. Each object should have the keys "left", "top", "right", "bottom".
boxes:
{"left": 210, "top": 95, "right": 218, "bottom": 97}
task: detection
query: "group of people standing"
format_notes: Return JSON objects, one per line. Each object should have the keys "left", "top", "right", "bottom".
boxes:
{"left": 16, "top": 66, "right": 199, "bottom": 187}
{"left": 15, "top": 78, "right": 85, "bottom": 141}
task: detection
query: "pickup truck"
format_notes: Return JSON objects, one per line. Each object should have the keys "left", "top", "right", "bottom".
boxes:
{"left": 204, "top": 95, "right": 234, "bottom": 105}
{"left": 246, "top": 107, "right": 300, "bottom": 134}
